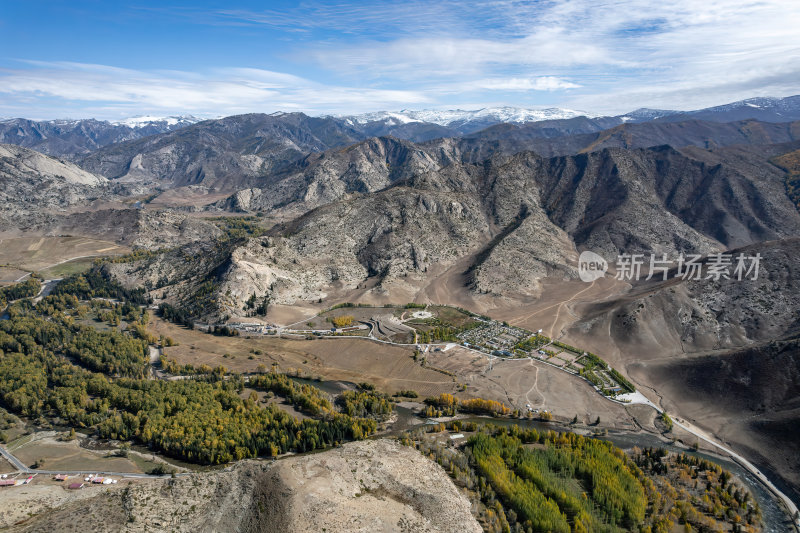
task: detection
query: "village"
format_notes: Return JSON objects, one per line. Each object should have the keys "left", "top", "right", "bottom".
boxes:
{"left": 207, "top": 303, "right": 635, "bottom": 402}
{"left": 0, "top": 471, "right": 120, "bottom": 491}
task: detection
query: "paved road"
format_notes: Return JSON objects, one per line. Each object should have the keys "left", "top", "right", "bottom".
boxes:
{"left": 0, "top": 443, "right": 28, "bottom": 471}
{"left": 275, "top": 328, "right": 800, "bottom": 524}
{"left": 617, "top": 393, "right": 799, "bottom": 527}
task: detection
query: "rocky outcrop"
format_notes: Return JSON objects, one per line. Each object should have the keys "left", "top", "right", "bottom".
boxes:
{"left": 10, "top": 440, "right": 482, "bottom": 533}
{"left": 78, "top": 113, "right": 365, "bottom": 189}
{"left": 245, "top": 439, "right": 482, "bottom": 533}
{"left": 0, "top": 143, "right": 110, "bottom": 228}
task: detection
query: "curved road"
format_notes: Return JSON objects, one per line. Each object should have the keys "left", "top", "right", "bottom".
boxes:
{"left": 278, "top": 328, "right": 800, "bottom": 524}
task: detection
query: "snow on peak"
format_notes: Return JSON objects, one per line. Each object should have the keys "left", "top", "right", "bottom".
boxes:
{"left": 343, "top": 107, "right": 595, "bottom": 127}
{"left": 112, "top": 115, "right": 200, "bottom": 128}
{"left": 617, "top": 108, "right": 680, "bottom": 121}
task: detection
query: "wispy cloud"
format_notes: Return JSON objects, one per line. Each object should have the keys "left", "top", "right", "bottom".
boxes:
{"left": 0, "top": 62, "right": 431, "bottom": 119}
{"left": 297, "top": 0, "right": 800, "bottom": 110}
{"left": 1, "top": 1, "right": 798, "bottom": 118}
{"left": 178, "top": 1, "right": 515, "bottom": 37}
{"left": 464, "top": 76, "right": 582, "bottom": 91}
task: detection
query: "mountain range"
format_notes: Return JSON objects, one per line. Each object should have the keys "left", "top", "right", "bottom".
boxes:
{"left": 5, "top": 95, "right": 800, "bottom": 159}
{"left": 0, "top": 115, "right": 200, "bottom": 158}
{"left": 2, "top": 93, "right": 800, "bottom": 504}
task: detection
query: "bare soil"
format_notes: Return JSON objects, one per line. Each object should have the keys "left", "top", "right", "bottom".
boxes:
{"left": 150, "top": 317, "right": 459, "bottom": 397}
{"left": 0, "top": 236, "right": 128, "bottom": 272}
{"left": 8, "top": 432, "right": 144, "bottom": 473}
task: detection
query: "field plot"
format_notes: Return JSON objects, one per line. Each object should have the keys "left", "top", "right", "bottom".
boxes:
{"left": 425, "top": 347, "right": 640, "bottom": 428}
{"left": 149, "top": 317, "right": 458, "bottom": 397}
{"left": 7, "top": 432, "right": 145, "bottom": 473}
{"left": 0, "top": 266, "right": 29, "bottom": 285}
{"left": 37, "top": 257, "right": 96, "bottom": 278}
{"left": 0, "top": 236, "right": 129, "bottom": 273}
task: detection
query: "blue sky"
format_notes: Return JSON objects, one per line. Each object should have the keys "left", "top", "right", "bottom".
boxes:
{"left": 1, "top": 0, "right": 799, "bottom": 119}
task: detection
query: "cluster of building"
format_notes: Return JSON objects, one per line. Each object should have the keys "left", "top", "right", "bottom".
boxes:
{"left": 0, "top": 472, "right": 118, "bottom": 490}
{"left": 456, "top": 321, "right": 531, "bottom": 356}
{"left": 226, "top": 322, "right": 278, "bottom": 335}
{"left": 0, "top": 473, "right": 35, "bottom": 487}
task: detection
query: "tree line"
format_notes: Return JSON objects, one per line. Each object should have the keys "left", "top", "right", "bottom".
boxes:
{"left": 0, "top": 279, "right": 383, "bottom": 465}
{"left": 0, "top": 276, "right": 41, "bottom": 308}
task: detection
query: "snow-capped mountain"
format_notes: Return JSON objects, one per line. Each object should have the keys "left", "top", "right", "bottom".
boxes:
{"left": 0, "top": 116, "right": 200, "bottom": 157}
{"left": 632, "top": 96, "right": 800, "bottom": 124}
{"left": 618, "top": 108, "right": 681, "bottom": 122}
{"left": 343, "top": 107, "right": 594, "bottom": 128}
{"left": 111, "top": 115, "right": 202, "bottom": 128}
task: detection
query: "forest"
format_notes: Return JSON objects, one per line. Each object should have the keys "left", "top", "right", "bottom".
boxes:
{"left": 0, "top": 274, "right": 383, "bottom": 465}
{"left": 0, "top": 276, "right": 41, "bottom": 308}
{"left": 423, "top": 392, "right": 513, "bottom": 417}
{"left": 405, "top": 424, "right": 762, "bottom": 533}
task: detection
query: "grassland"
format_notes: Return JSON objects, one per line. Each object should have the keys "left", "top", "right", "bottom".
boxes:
{"left": 8, "top": 432, "right": 144, "bottom": 473}
{"left": 37, "top": 257, "right": 96, "bottom": 279}
{"left": 0, "top": 236, "right": 128, "bottom": 275}
{"left": 149, "top": 316, "right": 459, "bottom": 397}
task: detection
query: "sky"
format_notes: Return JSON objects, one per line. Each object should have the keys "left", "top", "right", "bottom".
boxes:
{"left": 1, "top": 0, "right": 799, "bottom": 120}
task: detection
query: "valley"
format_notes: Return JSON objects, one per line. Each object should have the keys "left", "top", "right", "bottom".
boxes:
{"left": 2, "top": 96, "right": 800, "bottom": 532}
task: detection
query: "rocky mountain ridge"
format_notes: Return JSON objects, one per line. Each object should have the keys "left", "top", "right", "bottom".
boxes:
{"left": 0, "top": 143, "right": 111, "bottom": 228}
{"left": 110, "top": 141, "right": 800, "bottom": 318}
{"left": 0, "top": 116, "right": 197, "bottom": 158}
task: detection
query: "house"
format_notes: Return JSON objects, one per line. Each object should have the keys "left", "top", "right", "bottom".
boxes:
{"left": 67, "top": 482, "right": 83, "bottom": 490}
{"left": 53, "top": 474, "right": 68, "bottom": 481}
{"left": 91, "top": 477, "right": 105, "bottom": 484}
{"left": 0, "top": 479, "right": 16, "bottom": 487}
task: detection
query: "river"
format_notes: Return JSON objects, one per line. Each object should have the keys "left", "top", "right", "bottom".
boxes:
{"left": 445, "top": 416, "right": 795, "bottom": 532}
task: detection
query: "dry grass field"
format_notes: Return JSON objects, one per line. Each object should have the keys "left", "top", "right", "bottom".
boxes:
{"left": 0, "top": 456, "right": 15, "bottom": 474}
{"left": 425, "top": 347, "right": 641, "bottom": 429}
{"left": 146, "top": 186, "right": 233, "bottom": 208}
{"left": 148, "top": 316, "right": 647, "bottom": 430}
{"left": 0, "top": 236, "right": 128, "bottom": 274}
{"left": 7, "top": 432, "right": 144, "bottom": 473}
{"left": 149, "top": 317, "right": 458, "bottom": 397}
{"left": 0, "top": 266, "right": 30, "bottom": 285}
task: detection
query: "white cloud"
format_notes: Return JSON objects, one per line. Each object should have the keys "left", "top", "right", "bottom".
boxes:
{"left": 299, "top": 0, "right": 800, "bottom": 111}
{"left": 2, "top": 1, "right": 799, "bottom": 117}
{"left": 0, "top": 62, "right": 431, "bottom": 119}
{"left": 467, "top": 77, "right": 582, "bottom": 91}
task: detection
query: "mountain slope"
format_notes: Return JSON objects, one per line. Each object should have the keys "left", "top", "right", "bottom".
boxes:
{"left": 78, "top": 113, "right": 365, "bottom": 190}
{"left": 213, "top": 136, "right": 445, "bottom": 216}
{"left": 0, "top": 117, "right": 196, "bottom": 158}
{"left": 110, "top": 141, "right": 800, "bottom": 318}
{"left": 462, "top": 119, "right": 800, "bottom": 158}
{"left": 564, "top": 238, "right": 800, "bottom": 501}
{"left": 0, "top": 143, "right": 110, "bottom": 227}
